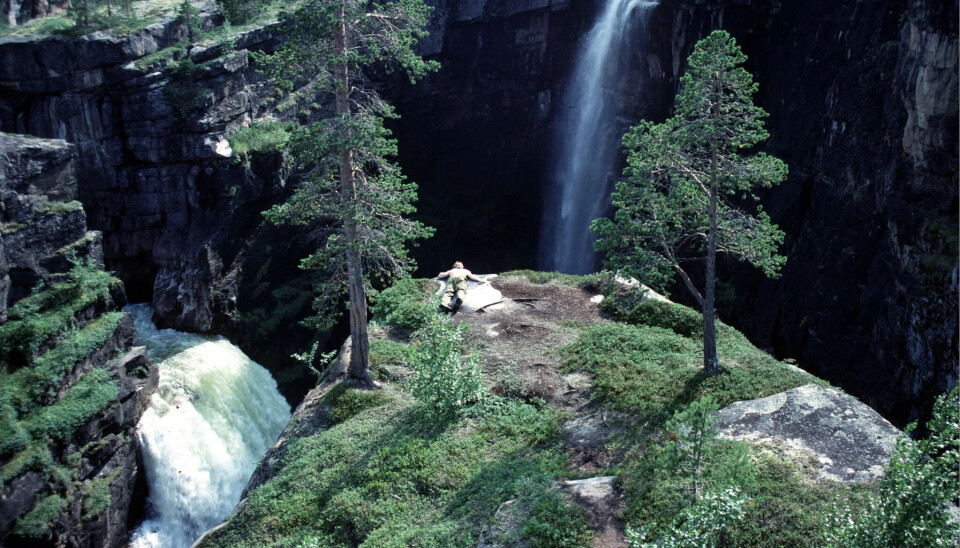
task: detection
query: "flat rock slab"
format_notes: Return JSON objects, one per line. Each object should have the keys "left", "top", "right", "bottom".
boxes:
{"left": 715, "top": 384, "right": 901, "bottom": 482}
{"left": 434, "top": 274, "right": 502, "bottom": 312}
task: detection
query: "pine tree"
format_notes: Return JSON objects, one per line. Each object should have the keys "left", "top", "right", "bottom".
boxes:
{"left": 260, "top": 0, "right": 437, "bottom": 387}
{"left": 592, "top": 30, "right": 787, "bottom": 374}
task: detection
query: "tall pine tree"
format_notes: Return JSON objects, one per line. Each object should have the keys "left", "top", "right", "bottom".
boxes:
{"left": 260, "top": 0, "right": 437, "bottom": 387}
{"left": 592, "top": 30, "right": 787, "bottom": 374}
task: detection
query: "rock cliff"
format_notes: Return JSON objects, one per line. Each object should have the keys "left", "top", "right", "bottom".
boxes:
{"left": 0, "top": 133, "right": 158, "bottom": 548}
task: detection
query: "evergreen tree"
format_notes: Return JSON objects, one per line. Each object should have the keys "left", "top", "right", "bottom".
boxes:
{"left": 177, "top": 0, "right": 201, "bottom": 43}
{"left": 260, "top": 0, "right": 437, "bottom": 387}
{"left": 592, "top": 30, "right": 787, "bottom": 374}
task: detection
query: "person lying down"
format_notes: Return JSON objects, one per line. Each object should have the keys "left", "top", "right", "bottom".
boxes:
{"left": 436, "top": 261, "right": 488, "bottom": 311}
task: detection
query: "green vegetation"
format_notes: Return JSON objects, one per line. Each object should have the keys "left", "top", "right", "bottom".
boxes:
{"left": 227, "top": 120, "right": 292, "bottom": 161}
{"left": 522, "top": 490, "right": 593, "bottom": 548}
{"left": 321, "top": 383, "right": 394, "bottom": 425}
{"left": 216, "top": 0, "right": 270, "bottom": 24}
{"left": 82, "top": 467, "right": 122, "bottom": 520}
{"left": 823, "top": 388, "right": 959, "bottom": 547}
{"left": 501, "top": 270, "right": 602, "bottom": 287}
{"left": 259, "top": 0, "right": 437, "bottom": 386}
{"left": 371, "top": 278, "right": 435, "bottom": 334}
{"left": 13, "top": 493, "right": 68, "bottom": 538}
{"left": 601, "top": 291, "right": 704, "bottom": 338}
{"left": 560, "top": 319, "right": 815, "bottom": 423}
{"left": 408, "top": 312, "right": 484, "bottom": 418}
{"left": 21, "top": 368, "right": 119, "bottom": 442}
{"left": 200, "top": 395, "right": 578, "bottom": 547}
{"left": 592, "top": 30, "right": 787, "bottom": 374}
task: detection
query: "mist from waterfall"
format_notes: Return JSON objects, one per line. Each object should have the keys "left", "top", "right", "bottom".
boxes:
{"left": 126, "top": 304, "right": 291, "bottom": 548}
{"left": 539, "top": 0, "right": 658, "bottom": 274}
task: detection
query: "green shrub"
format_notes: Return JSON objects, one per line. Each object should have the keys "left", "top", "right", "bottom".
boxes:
{"left": 228, "top": 120, "right": 292, "bottom": 160}
{"left": 0, "top": 259, "right": 115, "bottom": 367}
{"left": 622, "top": 398, "right": 753, "bottom": 536}
{"left": 4, "top": 312, "right": 124, "bottom": 415}
{"left": 522, "top": 491, "right": 593, "bottom": 548}
{"left": 0, "top": 404, "right": 27, "bottom": 457}
{"left": 21, "top": 368, "right": 119, "bottom": 442}
{"left": 408, "top": 313, "right": 484, "bottom": 418}
{"left": 13, "top": 494, "right": 67, "bottom": 539}
{"left": 82, "top": 468, "right": 120, "bottom": 520}
{"left": 163, "top": 57, "right": 212, "bottom": 117}
{"left": 602, "top": 295, "right": 703, "bottom": 338}
{"left": 371, "top": 278, "right": 434, "bottom": 334}
{"left": 628, "top": 487, "right": 747, "bottom": 548}
{"left": 823, "top": 388, "right": 959, "bottom": 547}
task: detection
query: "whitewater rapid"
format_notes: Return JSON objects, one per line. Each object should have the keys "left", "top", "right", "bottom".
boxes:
{"left": 126, "top": 304, "right": 291, "bottom": 548}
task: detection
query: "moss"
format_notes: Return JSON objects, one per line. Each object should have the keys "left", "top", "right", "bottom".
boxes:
{"left": 560, "top": 322, "right": 816, "bottom": 423}
{"left": 4, "top": 311, "right": 124, "bottom": 415}
{"left": 12, "top": 493, "right": 67, "bottom": 539}
{"left": 321, "top": 384, "right": 394, "bottom": 424}
{"left": 199, "top": 396, "right": 570, "bottom": 547}
{"left": 601, "top": 294, "right": 704, "bottom": 338}
{"left": 82, "top": 467, "right": 122, "bottom": 521}
{"left": 21, "top": 368, "right": 119, "bottom": 442}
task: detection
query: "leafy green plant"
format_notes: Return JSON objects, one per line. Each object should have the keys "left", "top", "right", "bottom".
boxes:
{"left": 21, "top": 368, "right": 119, "bottom": 442}
{"left": 321, "top": 383, "right": 393, "bottom": 424}
{"left": 822, "top": 388, "right": 959, "bottom": 547}
{"left": 371, "top": 278, "right": 435, "bottom": 334}
{"left": 627, "top": 487, "right": 747, "bottom": 548}
{"left": 660, "top": 397, "right": 752, "bottom": 505}
{"left": 522, "top": 491, "right": 593, "bottom": 548}
{"left": 408, "top": 313, "right": 484, "bottom": 417}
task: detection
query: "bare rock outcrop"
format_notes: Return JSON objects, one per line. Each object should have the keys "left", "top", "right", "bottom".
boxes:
{"left": 715, "top": 384, "right": 902, "bottom": 483}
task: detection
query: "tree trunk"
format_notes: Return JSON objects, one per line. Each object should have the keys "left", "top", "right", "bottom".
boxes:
{"left": 703, "top": 104, "right": 720, "bottom": 375}
{"left": 335, "top": 5, "right": 373, "bottom": 387}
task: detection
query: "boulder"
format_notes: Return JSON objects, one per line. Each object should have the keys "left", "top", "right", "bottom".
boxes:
{"left": 715, "top": 384, "right": 902, "bottom": 483}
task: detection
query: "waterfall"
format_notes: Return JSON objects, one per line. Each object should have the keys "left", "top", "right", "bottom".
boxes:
{"left": 126, "top": 304, "right": 291, "bottom": 548}
{"left": 539, "top": 0, "right": 658, "bottom": 274}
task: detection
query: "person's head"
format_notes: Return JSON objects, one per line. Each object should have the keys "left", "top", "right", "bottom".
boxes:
{"left": 453, "top": 261, "right": 464, "bottom": 269}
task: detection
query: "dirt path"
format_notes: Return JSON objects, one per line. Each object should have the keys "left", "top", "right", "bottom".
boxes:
{"left": 455, "top": 275, "right": 629, "bottom": 548}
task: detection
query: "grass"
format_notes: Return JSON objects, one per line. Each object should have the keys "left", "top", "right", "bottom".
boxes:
{"left": 21, "top": 368, "right": 119, "bottom": 442}
{"left": 226, "top": 120, "right": 292, "bottom": 159}
{"left": 500, "top": 270, "right": 602, "bottom": 287}
{"left": 199, "top": 393, "right": 590, "bottom": 548}
{"left": 12, "top": 493, "right": 68, "bottom": 538}
{"left": 560, "top": 312, "right": 818, "bottom": 424}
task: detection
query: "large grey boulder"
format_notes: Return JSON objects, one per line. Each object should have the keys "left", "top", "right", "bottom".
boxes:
{"left": 715, "top": 384, "right": 902, "bottom": 483}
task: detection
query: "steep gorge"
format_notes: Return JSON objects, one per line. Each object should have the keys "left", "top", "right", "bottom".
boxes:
{"left": 0, "top": 0, "right": 955, "bottom": 428}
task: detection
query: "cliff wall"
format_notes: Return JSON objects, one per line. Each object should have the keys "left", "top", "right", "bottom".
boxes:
{"left": 0, "top": 133, "right": 158, "bottom": 547}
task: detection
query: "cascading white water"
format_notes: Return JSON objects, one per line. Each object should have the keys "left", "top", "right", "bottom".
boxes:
{"left": 126, "top": 304, "right": 291, "bottom": 548}
{"left": 539, "top": 0, "right": 658, "bottom": 274}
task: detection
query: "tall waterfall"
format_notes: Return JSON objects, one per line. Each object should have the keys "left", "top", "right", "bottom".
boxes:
{"left": 126, "top": 304, "right": 291, "bottom": 548}
{"left": 539, "top": 0, "right": 658, "bottom": 274}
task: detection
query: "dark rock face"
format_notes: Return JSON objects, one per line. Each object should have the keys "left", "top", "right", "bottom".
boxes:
{"left": 0, "top": 134, "right": 158, "bottom": 548}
